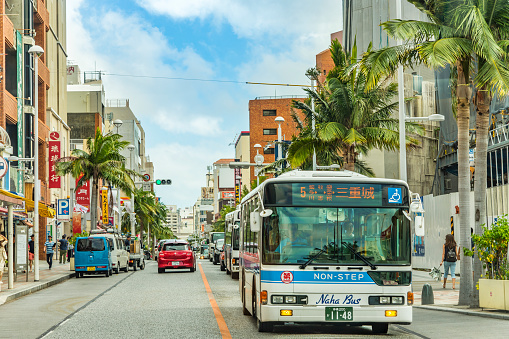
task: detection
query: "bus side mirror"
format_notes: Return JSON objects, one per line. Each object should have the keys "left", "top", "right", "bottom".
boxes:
{"left": 250, "top": 211, "right": 261, "bottom": 232}
{"left": 414, "top": 215, "right": 425, "bottom": 236}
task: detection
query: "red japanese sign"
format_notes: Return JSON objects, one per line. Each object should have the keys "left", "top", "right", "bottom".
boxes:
{"left": 75, "top": 174, "right": 91, "bottom": 209}
{"left": 48, "top": 131, "right": 61, "bottom": 188}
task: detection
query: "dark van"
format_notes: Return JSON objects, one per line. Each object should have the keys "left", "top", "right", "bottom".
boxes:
{"left": 74, "top": 237, "right": 113, "bottom": 278}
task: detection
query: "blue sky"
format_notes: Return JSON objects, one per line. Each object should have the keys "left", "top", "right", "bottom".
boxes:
{"left": 67, "top": 0, "right": 343, "bottom": 209}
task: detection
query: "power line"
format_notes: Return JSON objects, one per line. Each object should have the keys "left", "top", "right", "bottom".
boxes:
{"left": 101, "top": 72, "right": 313, "bottom": 87}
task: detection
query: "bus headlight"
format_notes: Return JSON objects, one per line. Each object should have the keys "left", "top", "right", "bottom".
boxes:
{"left": 391, "top": 296, "right": 403, "bottom": 304}
{"left": 380, "top": 297, "right": 390, "bottom": 304}
{"left": 272, "top": 296, "right": 284, "bottom": 304}
{"left": 285, "top": 296, "right": 297, "bottom": 304}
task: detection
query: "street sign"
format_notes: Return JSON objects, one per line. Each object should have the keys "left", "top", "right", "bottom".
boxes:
{"left": 254, "top": 154, "right": 264, "bottom": 166}
{"left": 57, "top": 199, "right": 70, "bottom": 221}
{"left": 143, "top": 173, "right": 151, "bottom": 182}
{"left": 142, "top": 182, "right": 151, "bottom": 191}
{"left": 0, "top": 157, "right": 8, "bottom": 179}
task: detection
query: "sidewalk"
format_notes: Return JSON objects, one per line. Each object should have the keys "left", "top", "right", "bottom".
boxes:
{"left": 412, "top": 269, "right": 509, "bottom": 320}
{"left": 0, "top": 259, "right": 74, "bottom": 306}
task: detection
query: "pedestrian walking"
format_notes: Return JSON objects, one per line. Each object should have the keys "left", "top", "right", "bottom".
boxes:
{"left": 28, "top": 234, "right": 35, "bottom": 272}
{"left": 44, "top": 236, "right": 56, "bottom": 269}
{"left": 58, "top": 235, "right": 68, "bottom": 264}
{"left": 440, "top": 234, "right": 460, "bottom": 289}
{"left": 67, "top": 236, "right": 73, "bottom": 262}
{"left": 0, "top": 234, "right": 7, "bottom": 285}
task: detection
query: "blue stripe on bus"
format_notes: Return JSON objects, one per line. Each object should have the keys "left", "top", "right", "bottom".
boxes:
{"left": 260, "top": 270, "right": 376, "bottom": 284}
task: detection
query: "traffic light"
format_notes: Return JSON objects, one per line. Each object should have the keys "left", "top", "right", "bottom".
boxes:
{"left": 155, "top": 179, "right": 172, "bottom": 185}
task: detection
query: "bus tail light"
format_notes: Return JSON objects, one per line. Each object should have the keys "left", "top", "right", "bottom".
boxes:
{"left": 261, "top": 290, "right": 268, "bottom": 305}
{"left": 407, "top": 292, "right": 414, "bottom": 305}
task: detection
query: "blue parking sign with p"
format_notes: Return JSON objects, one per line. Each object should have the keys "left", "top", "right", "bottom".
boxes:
{"left": 57, "top": 199, "right": 70, "bottom": 219}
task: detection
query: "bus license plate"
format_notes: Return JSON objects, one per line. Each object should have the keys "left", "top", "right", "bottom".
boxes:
{"left": 325, "top": 307, "right": 353, "bottom": 321}
{"left": 172, "top": 261, "right": 180, "bottom": 266}
{"left": 87, "top": 267, "right": 95, "bottom": 271}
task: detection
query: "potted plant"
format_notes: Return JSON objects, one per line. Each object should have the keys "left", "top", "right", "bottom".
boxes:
{"left": 469, "top": 216, "right": 509, "bottom": 310}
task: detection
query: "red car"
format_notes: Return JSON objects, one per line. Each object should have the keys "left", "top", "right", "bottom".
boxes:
{"left": 158, "top": 240, "right": 196, "bottom": 273}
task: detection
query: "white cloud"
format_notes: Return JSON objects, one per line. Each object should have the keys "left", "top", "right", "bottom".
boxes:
{"left": 136, "top": 0, "right": 342, "bottom": 40}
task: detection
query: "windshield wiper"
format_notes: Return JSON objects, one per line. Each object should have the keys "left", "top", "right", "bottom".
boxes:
{"left": 341, "top": 242, "right": 377, "bottom": 270}
{"left": 299, "top": 242, "right": 335, "bottom": 269}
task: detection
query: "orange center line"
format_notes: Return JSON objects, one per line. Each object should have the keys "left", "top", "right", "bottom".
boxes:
{"left": 199, "top": 263, "right": 232, "bottom": 339}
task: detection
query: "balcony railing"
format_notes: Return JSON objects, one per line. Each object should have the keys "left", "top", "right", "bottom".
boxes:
{"left": 489, "top": 123, "right": 509, "bottom": 147}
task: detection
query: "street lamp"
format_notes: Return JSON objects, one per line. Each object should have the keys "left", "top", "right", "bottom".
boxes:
{"left": 127, "top": 144, "right": 136, "bottom": 237}
{"left": 275, "top": 117, "right": 284, "bottom": 163}
{"left": 254, "top": 143, "right": 263, "bottom": 186}
{"left": 113, "top": 119, "right": 123, "bottom": 134}
{"left": 28, "top": 44, "right": 43, "bottom": 282}
{"left": 400, "top": 114, "right": 445, "bottom": 182}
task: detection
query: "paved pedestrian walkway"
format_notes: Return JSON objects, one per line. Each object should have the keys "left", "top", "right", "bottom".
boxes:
{"left": 0, "top": 259, "right": 74, "bottom": 305}
{"left": 412, "top": 269, "right": 509, "bottom": 320}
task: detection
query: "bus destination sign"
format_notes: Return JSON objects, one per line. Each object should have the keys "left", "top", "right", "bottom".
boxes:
{"left": 292, "top": 183, "right": 383, "bottom": 206}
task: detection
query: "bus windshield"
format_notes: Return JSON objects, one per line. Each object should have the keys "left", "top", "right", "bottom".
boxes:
{"left": 262, "top": 207, "right": 410, "bottom": 266}
{"left": 232, "top": 222, "right": 240, "bottom": 250}
{"left": 212, "top": 233, "right": 224, "bottom": 243}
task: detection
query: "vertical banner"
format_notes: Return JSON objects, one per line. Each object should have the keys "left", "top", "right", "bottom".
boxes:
{"left": 75, "top": 175, "right": 91, "bottom": 209}
{"left": 49, "top": 131, "right": 61, "bottom": 188}
{"left": 72, "top": 212, "right": 81, "bottom": 234}
{"left": 234, "top": 168, "right": 241, "bottom": 205}
{"left": 101, "top": 189, "right": 109, "bottom": 224}
{"left": 16, "top": 31, "right": 23, "bottom": 194}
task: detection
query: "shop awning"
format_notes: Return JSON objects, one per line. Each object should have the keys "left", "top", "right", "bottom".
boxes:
{"left": 0, "top": 189, "right": 56, "bottom": 218}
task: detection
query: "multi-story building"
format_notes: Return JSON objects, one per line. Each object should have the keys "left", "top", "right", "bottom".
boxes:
{"left": 234, "top": 131, "right": 250, "bottom": 194}
{"left": 178, "top": 207, "right": 193, "bottom": 239}
{"left": 212, "top": 158, "right": 235, "bottom": 217}
{"left": 1, "top": 0, "right": 69, "bottom": 257}
{"left": 164, "top": 204, "right": 179, "bottom": 234}
{"left": 248, "top": 97, "right": 305, "bottom": 180}
{"left": 342, "top": 0, "right": 439, "bottom": 196}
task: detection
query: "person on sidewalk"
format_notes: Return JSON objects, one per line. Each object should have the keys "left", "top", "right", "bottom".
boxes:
{"left": 67, "top": 236, "right": 73, "bottom": 262}
{"left": 28, "top": 235, "right": 35, "bottom": 272}
{"left": 44, "top": 236, "right": 56, "bottom": 269}
{"left": 0, "top": 234, "right": 7, "bottom": 285}
{"left": 58, "top": 235, "right": 68, "bottom": 264}
{"left": 441, "top": 234, "right": 460, "bottom": 289}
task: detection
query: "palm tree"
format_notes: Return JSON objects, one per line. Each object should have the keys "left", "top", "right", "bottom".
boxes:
{"left": 362, "top": 0, "right": 509, "bottom": 306}
{"left": 288, "top": 39, "right": 423, "bottom": 172}
{"left": 56, "top": 128, "right": 138, "bottom": 230}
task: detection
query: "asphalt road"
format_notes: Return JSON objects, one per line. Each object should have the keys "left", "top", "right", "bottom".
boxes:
{"left": 2, "top": 259, "right": 509, "bottom": 338}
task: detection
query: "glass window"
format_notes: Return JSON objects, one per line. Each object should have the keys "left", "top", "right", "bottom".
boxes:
{"left": 264, "top": 148, "right": 275, "bottom": 154}
{"left": 163, "top": 243, "right": 189, "bottom": 251}
{"left": 76, "top": 238, "right": 106, "bottom": 251}
{"left": 263, "top": 110, "right": 276, "bottom": 116}
{"left": 232, "top": 224, "right": 240, "bottom": 250}
{"left": 263, "top": 129, "right": 277, "bottom": 135}
{"left": 262, "top": 207, "right": 410, "bottom": 266}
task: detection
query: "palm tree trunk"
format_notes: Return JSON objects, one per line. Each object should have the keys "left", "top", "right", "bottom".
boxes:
{"left": 345, "top": 146, "right": 356, "bottom": 171}
{"left": 456, "top": 62, "right": 473, "bottom": 306}
{"left": 472, "top": 87, "right": 491, "bottom": 307}
{"left": 90, "top": 177, "right": 98, "bottom": 230}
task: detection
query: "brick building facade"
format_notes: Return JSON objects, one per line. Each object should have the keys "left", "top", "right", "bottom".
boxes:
{"left": 248, "top": 97, "right": 305, "bottom": 181}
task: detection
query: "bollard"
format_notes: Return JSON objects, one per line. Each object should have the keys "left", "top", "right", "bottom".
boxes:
{"left": 421, "top": 283, "right": 434, "bottom": 305}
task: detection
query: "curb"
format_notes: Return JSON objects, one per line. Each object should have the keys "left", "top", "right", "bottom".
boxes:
{"left": 0, "top": 272, "right": 75, "bottom": 306}
{"left": 415, "top": 305, "right": 509, "bottom": 320}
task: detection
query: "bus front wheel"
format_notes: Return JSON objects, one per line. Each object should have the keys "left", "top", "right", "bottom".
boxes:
{"left": 372, "top": 323, "right": 389, "bottom": 334}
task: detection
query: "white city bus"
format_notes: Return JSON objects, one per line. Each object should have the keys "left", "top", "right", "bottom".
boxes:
{"left": 239, "top": 170, "right": 420, "bottom": 333}
{"left": 224, "top": 209, "right": 241, "bottom": 279}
